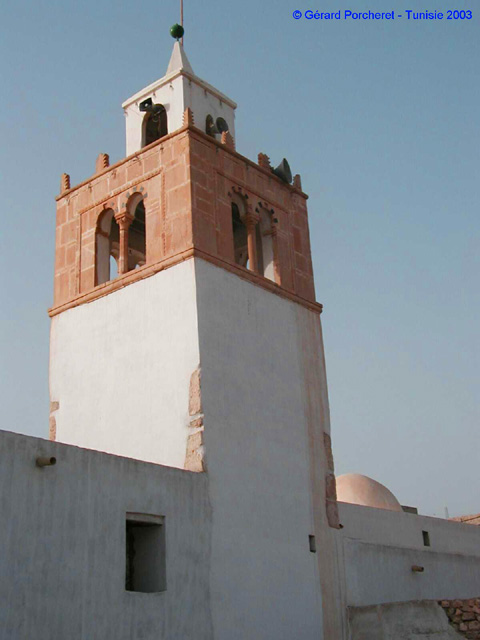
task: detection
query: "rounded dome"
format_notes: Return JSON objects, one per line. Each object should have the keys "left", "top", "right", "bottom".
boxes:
{"left": 336, "top": 473, "right": 403, "bottom": 512}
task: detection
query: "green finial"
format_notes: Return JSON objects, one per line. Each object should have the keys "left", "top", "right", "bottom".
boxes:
{"left": 170, "top": 24, "right": 184, "bottom": 40}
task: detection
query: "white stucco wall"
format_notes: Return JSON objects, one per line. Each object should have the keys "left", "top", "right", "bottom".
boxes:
{"left": 49, "top": 257, "right": 339, "bottom": 638}
{"left": 337, "top": 502, "right": 480, "bottom": 607}
{"left": 50, "top": 260, "right": 200, "bottom": 468}
{"left": 182, "top": 77, "right": 235, "bottom": 141}
{"left": 194, "top": 259, "right": 333, "bottom": 640}
{"left": 123, "top": 74, "right": 236, "bottom": 156}
{"left": 0, "top": 430, "right": 213, "bottom": 640}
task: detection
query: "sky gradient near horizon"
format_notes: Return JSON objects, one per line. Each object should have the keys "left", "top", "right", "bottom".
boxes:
{"left": 0, "top": 0, "right": 478, "bottom": 517}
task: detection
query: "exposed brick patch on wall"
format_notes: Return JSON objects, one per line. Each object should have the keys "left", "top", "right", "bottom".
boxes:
{"left": 49, "top": 401, "right": 59, "bottom": 441}
{"left": 323, "top": 433, "right": 341, "bottom": 529}
{"left": 185, "top": 426, "right": 205, "bottom": 473}
{"left": 188, "top": 368, "right": 202, "bottom": 416}
{"left": 440, "top": 598, "right": 480, "bottom": 638}
{"left": 185, "top": 367, "right": 206, "bottom": 472}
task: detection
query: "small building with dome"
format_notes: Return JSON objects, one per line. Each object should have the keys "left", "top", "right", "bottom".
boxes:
{"left": 336, "top": 473, "right": 404, "bottom": 512}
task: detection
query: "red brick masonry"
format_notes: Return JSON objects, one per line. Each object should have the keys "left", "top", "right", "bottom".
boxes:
{"left": 51, "top": 118, "right": 317, "bottom": 315}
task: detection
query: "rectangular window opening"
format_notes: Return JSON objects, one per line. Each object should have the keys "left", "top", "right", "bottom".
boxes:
{"left": 422, "top": 530, "right": 430, "bottom": 547}
{"left": 309, "top": 534, "right": 317, "bottom": 553}
{"left": 126, "top": 513, "right": 166, "bottom": 593}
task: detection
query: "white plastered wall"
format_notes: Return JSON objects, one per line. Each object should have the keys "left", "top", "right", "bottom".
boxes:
{"left": 337, "top": 502, "right": 480, "bottom": 608}
{"left": 50, "top": 260, "right": 200, "bottom": 468}
{"left": 0, "top": 431, "right": 213, "bottom": 640}
{"left": 194, "top": 259, "right": 334, "bottom": 640}
{"left": 123, "top": 74, "right": 236, "bottom": 156}
{"left": 49, "top": 257, "right": 340, "bottom": 639}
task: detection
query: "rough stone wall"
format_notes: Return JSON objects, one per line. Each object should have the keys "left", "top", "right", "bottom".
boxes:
{"left": 440, "top": 599, "right": 480, "bottom": 638}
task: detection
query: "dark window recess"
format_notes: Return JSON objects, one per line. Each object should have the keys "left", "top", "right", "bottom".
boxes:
{"left": 422, "top": 530, "right": 431, "bottom": 547}
{"left": 232, "top": 202, "right": 248, "bottom": 267}
{"left": 127, "top": 200, "right": 146, "bottom": 271}
{"left": 309, "top": 535, "right": 317, "bottom": 553}
{"left": 142, "top": 102, "right": 168, "bottom": 147}
{"left": 126, "top": 513, "right": 166, "bottom": 593}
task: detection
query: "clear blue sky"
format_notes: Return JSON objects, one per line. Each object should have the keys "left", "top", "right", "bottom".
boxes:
{"left": 0, "top": 0, "right": 478, "bottom": 517}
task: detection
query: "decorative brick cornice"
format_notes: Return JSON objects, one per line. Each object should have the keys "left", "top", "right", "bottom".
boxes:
{"left": 230, "top": 185, "right": 249, "bottom": 199}
{"left": 56, "top": 129, "right": 189, "bottom": 201}
{"left": 183, "top": 107, "right": 195, "bottom": 127}
{"left": 57, "top": 125, "right": 308, "bottom": 203}
{"left": 95, "top": 153, "right": 110, "bottom": 173}
{"left": 49, "top": 250, "right": 323, "bottom": 317}
{"left": 257, "top": 153, "right": 271, "bottom": 170}
{"left": 60, "top": 173, "right": 70, "bottom": 193}
{"left": 221, "top": 131, "right": 235, "bottom": 150}
{"left": 256, "top": 201, "right": 275, "bottom": 214}
{"left": 226, "top": 181, "right": 288, "bottom": 217}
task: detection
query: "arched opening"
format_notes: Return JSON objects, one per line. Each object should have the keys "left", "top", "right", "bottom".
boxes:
{"left": 143, "top": 105, "right": 168, "bottom": 147}
{"left": 206, "top": 114, "right": 216, "bottom": 137}
{"left": 95, "top": 209, "right": 120, "bottom": 285}
{"left": 127, "top": 197, "right": 146, "bottom": 271}
{"left": 258, "top": 207, "right": 275, "bottom": 281}
{"left": 231, "top": 201, "right": 248, "bottom": 268}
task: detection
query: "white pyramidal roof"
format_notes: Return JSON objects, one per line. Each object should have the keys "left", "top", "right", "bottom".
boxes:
{"left": 122, "top": 41, "right": 236, "bottom": 109}
{"left": 166, "top": 40, "right": 194, "bottom": 75}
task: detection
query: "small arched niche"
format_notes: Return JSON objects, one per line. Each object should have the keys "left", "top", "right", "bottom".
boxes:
{"left": 231, "top": 195, "right": 248, "bottom": 268}
{"left": 127, "top": 194, "right": 146, "bottom": 271}
{"left": 96, "top": 209, "right": 119, "bottom": 285}
{"left": 142, "top": 104, "right": 168, "bottom": 147}
{"left": 205, "top": 114, "right": 216, "bottom": 137}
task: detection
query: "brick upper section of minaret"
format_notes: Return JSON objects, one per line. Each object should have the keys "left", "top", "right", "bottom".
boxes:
{"left": 50, "top": 111, "right": 318, "bottom": 316}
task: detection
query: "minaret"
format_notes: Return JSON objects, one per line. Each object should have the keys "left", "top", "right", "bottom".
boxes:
{"left": 49, "top": 28, "right": 342, "bottom": 639}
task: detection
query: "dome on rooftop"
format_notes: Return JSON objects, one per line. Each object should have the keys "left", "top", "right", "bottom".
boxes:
{"left": 336, "top": 473, "right": 403, "bottom": 512}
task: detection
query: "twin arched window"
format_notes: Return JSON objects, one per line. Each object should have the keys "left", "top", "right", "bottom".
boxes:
{"left": 230, "top": 195, "right": 276, "bottom": 282}
{"left": 95, "top": 195, "right": 146, "bottom": 286}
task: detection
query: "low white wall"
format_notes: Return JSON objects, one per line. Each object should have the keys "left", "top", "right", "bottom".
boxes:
{"left": 337, "top": 502, "right": 480, "bottom": 607}
{"left": 0, "top": 430, "right": 213, "bottom": 640}
{"left": 50, "top": 260, "right": 200, "bottom": 468}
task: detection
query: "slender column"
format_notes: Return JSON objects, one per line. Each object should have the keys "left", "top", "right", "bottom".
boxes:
{"left": 115, "top": 212, "right": 134, "bottom": 275}
{"left": 270, "top": 224, "right": 282, "bottom": 286}
{"left": 245, "top": 209, "right": 260, "bottom": 274}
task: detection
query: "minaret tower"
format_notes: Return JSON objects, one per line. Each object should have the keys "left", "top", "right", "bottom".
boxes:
{"left": 49, "top": 28, "right": 342, "bottom": 639}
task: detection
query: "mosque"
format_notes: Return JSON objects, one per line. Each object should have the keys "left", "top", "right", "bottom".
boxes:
{"left": 1, "top": 26, "right": 479, "bottom": 640}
